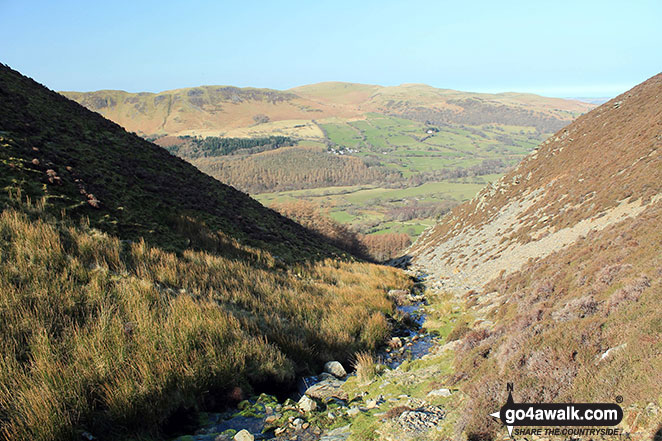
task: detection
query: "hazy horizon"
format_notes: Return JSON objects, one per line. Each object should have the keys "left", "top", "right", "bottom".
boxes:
{"left": 2, "top": 0, "right": 660, "bottom": 98}
{"left": 54, "top": 79, "right": 622, "bottom": 102}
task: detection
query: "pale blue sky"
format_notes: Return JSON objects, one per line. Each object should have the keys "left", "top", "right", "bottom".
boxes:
{"left": 1, "top": 0, "right": 660, "bottom": 97}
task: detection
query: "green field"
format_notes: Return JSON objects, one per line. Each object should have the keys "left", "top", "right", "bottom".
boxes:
{"left": 256, "top": 175, "right": 500, "bottom": 237}
{"left": 166, "top": 113, "right": 545, "bottom": 241}
{"left": 321, "top": 113, "right": 544, "bottom": 177}
{"left": 263, "top": 113, "right": 543, "bottom": 238}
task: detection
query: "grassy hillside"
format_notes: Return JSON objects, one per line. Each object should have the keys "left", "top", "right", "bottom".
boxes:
{"left": 408, "top": 73, "right": 662, "bottom": 439}
{"left": 0, "top": 64, "right": 413, "bottom": 441}
{"left": 62, "top": 82, "right": 593, "bottom": 140}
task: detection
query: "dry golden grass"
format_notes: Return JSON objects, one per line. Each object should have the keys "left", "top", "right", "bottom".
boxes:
{"left": 0, "top": 198, "right": 411, "bottom": 441}
{"left": 352, "top": 351, "right": 379, "bottom": 383}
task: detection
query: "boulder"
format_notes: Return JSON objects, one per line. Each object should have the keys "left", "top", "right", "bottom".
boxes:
{"left": 427, "top": 388, "right": 452, "bottom": 398}
{"left": 305, "top": 377, "right": 348, "bottom": 402}
{"left": 387, "top": 289, "right": 409, "bottom": 305}
{"left": 298, "top": 395, "right": 317, "bottom": 412}
{"left": 233, "top": 429, "right": 254, "bottom": 441}
{"left": 388, "top": 337, "right": 403, "bottom": 348}
{"left": 306, "top": 378, "right": 349, "bottom": 403}
{"left": 324, "top": 361, "right": 347, "bottom": 378}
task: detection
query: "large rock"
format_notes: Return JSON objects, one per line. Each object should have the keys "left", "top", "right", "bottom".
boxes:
{"left": 427, "top": 388, "right": 452, "bottom": 398}
{"left": 298, "top": 395, "right": 317, "bottom": 412}
{"left": 324, "top": 361, "right": 347, "bottom": 378}
{"left": 233, "top": 429, "right": 254, "bottom": 441}
{"left": 388, "top": 337, "right": 403, "bottom": 348}
{"left": 319, "top": 424, "right": 352, "bottom": 441}
{"left": 305, "top": 377, "right": 348, "bottom": 402}
{"left": 387, "top": 289, "right": 410, "bottom": 305}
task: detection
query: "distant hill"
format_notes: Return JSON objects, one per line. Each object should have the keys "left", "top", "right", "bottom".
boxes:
{"left": 0, "top": 64, "right": 411, "bottom": 440}
{"left": 406, "top": 74, "right": 661, "bottom": 438}
{"left": 62, "top": 82, "right": 594, "bottom": 138}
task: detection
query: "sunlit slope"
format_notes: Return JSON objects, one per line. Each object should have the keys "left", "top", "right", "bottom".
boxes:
{"left": 63, "top": 82, "right": 594, "bottom": 138}
{"left": 410, "top": 73, "right": 662, "bottom": 290}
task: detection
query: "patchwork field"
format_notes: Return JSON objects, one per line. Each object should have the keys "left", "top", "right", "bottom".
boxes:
{"left": 256, "top": 176, "right": 500, "bottom": 237}
{"left": 319, "top": 113, "right": 543, "bottom": 176}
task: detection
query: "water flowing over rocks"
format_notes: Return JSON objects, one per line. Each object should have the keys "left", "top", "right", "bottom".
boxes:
{"left": 171, "top": 280, "right": 448, "bottom": 441}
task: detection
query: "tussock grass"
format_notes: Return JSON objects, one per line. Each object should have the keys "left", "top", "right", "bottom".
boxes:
{"left": 0, "top": 200, "right": 410, "bottom": 441}
{"left": 352, "top": 351, "right": 379, "bottom": 383}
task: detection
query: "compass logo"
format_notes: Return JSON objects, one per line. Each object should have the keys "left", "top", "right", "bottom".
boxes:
{"left": 489, "top": 384, "right": 623, "bottom": 438}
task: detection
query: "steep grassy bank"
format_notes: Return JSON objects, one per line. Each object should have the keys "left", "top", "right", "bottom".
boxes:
{"left": 406, "top": 74, "right": 662, "bottom": 440}
{"left": 0, "top": 197, "right": 410, "bottom": 441}
{"left": 0, "top": 64, "right": 413, "bottom": 441}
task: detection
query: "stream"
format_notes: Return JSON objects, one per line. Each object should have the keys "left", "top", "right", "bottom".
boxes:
{"left": 172, "top": 295, "right": 437, "bottom": 441}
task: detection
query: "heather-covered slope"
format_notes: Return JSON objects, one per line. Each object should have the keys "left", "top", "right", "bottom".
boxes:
{"left": 404, "top": 74, "right": 662, "bottom": 439}
{"left": 409, "top": 73, "right": 662, "bottom": 291}
{"left": 0, "top": 64, "right": 344, "bottom": 260}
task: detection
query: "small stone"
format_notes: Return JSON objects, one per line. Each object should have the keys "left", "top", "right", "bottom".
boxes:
{"left": 366, "top": 399, "right": 378, "bottom": 409}
{"left": 293, "top": 417, "right": 304, "bottom": 428}
{"left": 298, "top": 395, "right": 317, "bottom": 412}
{"left": 327, "top": 411, "right": 336, "bottom": 419}
{"left": 347, "top": 406, "right": 360, "bottom": 417}
{"left": 302, "top": 422, "right": 310, "bottom": 430}
{"left": 274, "top": 427, "right": 287, "bottom": 436}
{"left": 324, "top": 361, "right": 347, "bottom": 378}
{"left": 233, "top": 429, "right": 254, "bottom": 441}
{"left": 265, "top": 415, "right": 279, "bottom": 424}
{"left": 389, "top": 337, "right": 403, "bottom": 348}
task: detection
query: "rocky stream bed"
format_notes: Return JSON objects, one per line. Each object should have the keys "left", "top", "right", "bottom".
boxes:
{"left": 172, "top": 286, "right": 452, "bottom": 441}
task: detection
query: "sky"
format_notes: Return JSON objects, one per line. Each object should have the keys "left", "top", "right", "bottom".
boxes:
{"left": 1, "top": 0, "right": 660, "bottom": 98}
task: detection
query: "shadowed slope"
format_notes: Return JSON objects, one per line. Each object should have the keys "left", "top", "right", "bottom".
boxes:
{"left": 0, "top": 63, "right": 344, "bottom": 260}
